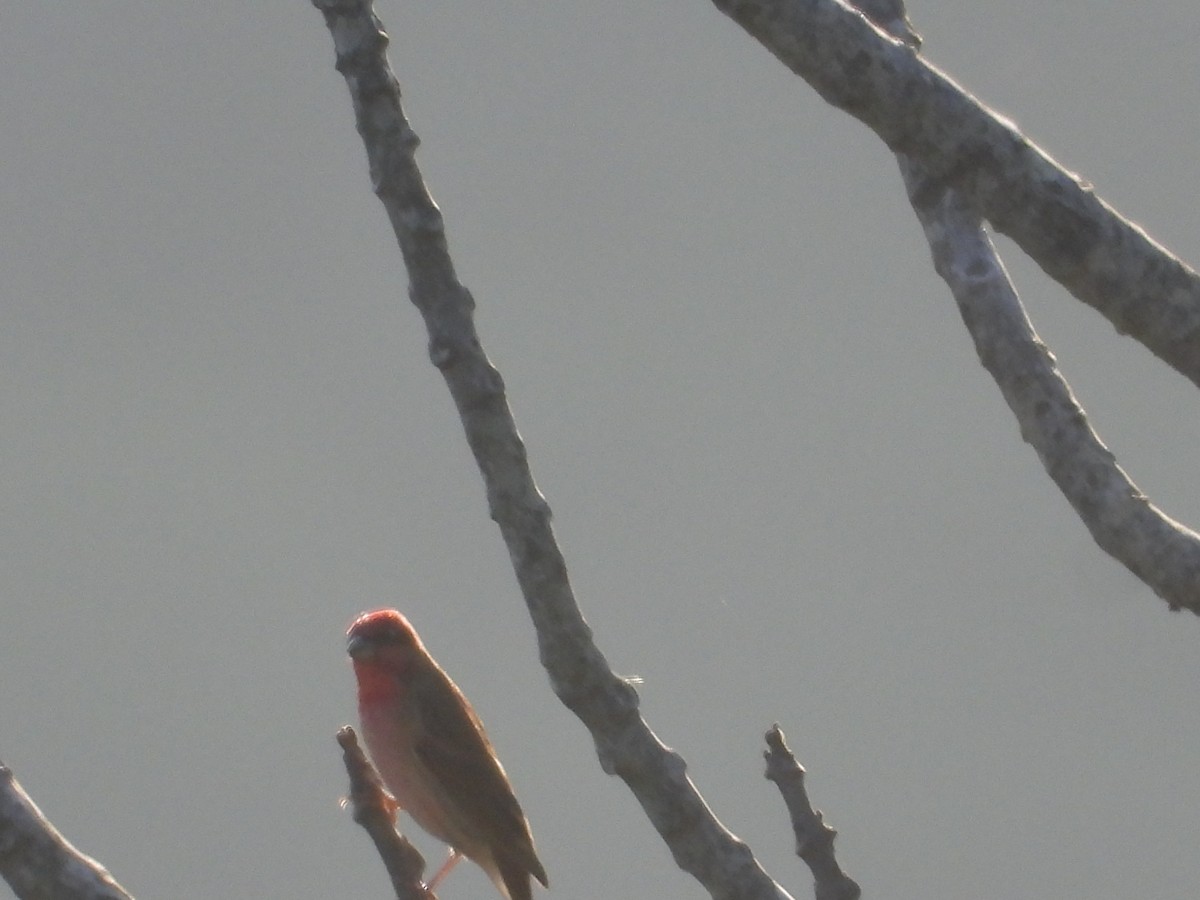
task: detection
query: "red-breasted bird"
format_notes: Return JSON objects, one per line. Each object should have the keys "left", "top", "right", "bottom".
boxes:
{"left": 346, "top": 609, "right": 548, "bottom": 900}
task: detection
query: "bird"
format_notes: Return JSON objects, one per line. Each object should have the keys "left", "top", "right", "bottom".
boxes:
{"left": 347, "top": 609, "right": 548, "bottom": 900}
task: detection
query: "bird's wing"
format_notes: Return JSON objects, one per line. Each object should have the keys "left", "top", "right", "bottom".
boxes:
{"left": 412, "top": 666, "right": 545, "bottom": 880}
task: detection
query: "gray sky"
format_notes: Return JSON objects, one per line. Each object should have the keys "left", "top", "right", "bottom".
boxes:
{"left": 3, "top": 2, "right": 1199, "bottom": 898}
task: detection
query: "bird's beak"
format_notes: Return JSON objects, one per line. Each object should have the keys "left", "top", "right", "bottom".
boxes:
{"left": 346, "top": 634, "right": 373, "bottom": 660}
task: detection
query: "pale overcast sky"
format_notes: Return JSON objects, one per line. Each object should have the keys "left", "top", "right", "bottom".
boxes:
{"left": 3, "top": 2, "right": 1199, "bottom": 899}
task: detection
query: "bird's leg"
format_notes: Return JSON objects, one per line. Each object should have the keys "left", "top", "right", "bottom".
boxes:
{"left": 426, "top": 848, "right": 463, "bottom": 893}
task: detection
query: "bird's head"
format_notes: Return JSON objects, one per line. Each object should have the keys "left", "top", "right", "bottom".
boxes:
{"left": 347, "top": 608, "right": 425, "bottom": 673}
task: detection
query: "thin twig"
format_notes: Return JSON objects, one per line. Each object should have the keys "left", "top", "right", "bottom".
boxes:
{"left": 764, "top": 727, "right": 860, "bottom": 900}
{"left": 337, "top": 728, "right": 432, "bottom": 900}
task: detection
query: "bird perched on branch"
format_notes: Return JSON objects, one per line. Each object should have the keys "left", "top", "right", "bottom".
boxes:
{"left": 347, "top": 609, "right": 548, "bottom": 900}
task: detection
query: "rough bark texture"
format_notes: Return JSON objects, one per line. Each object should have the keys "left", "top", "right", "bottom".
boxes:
{"left": 713, "top": 0, "right": 1200, "bottom": 613}
{"left": 713, "top": 0, "right": 1200, "bottom": 389}
{"left": 0, "top": 764, "right": 132, "bottom": 900}
{"left": 898, "top": 158, "right": 1200, "bottom": 614}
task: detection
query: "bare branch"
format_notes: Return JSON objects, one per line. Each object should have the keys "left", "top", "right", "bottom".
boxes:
{"left": 337, "top": 728, "right": 432, "bottom": 900}
{"left": 764, "top": 727, "right": 860, "bottom": 900}
{"left": 710, "top": 0, "right": 1200, "bottom": 611}
{"left": 0, "top": 762, "right": 132, "bottom": 900}
{"left": 852, "top": 0, "right": 920, "bottom": 47}
{"left": 898, "top": 158, "right": 1200, "bottom": 614}
{"left": 712, "top": 0, "right": 1200, "bottom": 389}
{"left": 311, "top": 1, "right": 793, "bottom": 897}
